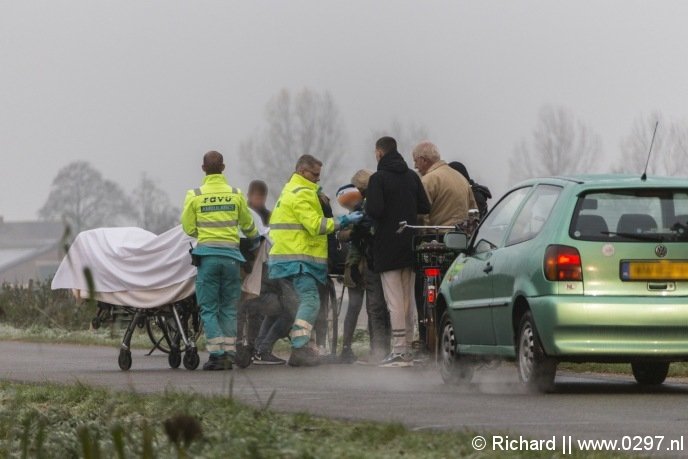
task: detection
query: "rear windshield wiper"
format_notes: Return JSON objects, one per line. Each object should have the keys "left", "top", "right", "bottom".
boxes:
{"left": 600, "top": 231, "right": 665, "bottom": 242}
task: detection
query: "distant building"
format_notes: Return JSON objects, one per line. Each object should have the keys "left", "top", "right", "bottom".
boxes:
{"left": 0, "top": 217, "right": 65, "bottom": 286}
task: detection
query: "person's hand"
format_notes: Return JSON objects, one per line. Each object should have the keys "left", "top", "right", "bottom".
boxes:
{"left": 338, "top": 211, "right": 364, "bottom": 228}
{"left": 348, "top": 211, "right": 364, "bottom": 224}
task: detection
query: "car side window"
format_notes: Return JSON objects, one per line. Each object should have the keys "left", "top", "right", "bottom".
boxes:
{"left": 506, "top": 185, "right": 562, "bottom": 246}
{"left": 472, "top": 187, "right": 531, "bottom": 254}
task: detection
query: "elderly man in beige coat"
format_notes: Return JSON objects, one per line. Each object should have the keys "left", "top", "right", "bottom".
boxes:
{"left": 412, "top": 141, "right": 477, "bottom": 227}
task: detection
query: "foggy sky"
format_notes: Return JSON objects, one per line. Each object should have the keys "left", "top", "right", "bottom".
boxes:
{"left": 2, "top": 0, "right": 688, "bottom": 221}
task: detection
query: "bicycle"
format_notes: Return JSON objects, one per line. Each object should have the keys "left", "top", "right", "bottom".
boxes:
{"left": 397, "top": 210, "right": 480, "bottom": 363}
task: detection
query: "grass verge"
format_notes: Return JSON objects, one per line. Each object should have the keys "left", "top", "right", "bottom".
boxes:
{"left": 0, "top": 381, "right": 630, "bottom": 459}
{"left": 0, "top": 323, "right": 154, "bottom": 350}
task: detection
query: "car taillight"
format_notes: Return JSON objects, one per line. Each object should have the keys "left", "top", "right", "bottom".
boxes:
{"left": 426, "top": 285, "right": 436, "bottom": 304}
{"left": 424, "top": 268, "right": 441, "bottom": 277}
{"left": 544, "top": 245, "right": 583, "bottom": 281}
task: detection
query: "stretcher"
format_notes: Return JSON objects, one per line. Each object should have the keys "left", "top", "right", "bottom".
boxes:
{"left": 52, "top": 225, "right": 202, "bottom": 370}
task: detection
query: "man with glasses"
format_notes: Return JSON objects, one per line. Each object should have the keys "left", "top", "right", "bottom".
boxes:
{"left": 268, "top": 154, "right": 362, "bottom": 366}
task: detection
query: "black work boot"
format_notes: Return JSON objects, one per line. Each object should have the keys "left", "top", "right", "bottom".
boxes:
{"left": 234, "top": 344, "right": 253, "bottom": 369}
{"left": 288, "top": 346, "right": 320, "bottom": 367}
{"left": 203, "top": 353, "right": 233, "bottom": 371}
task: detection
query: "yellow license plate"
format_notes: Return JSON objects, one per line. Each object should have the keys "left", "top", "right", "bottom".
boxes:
{"left": 622, "top": 261, "right": 688, "bottom": 281}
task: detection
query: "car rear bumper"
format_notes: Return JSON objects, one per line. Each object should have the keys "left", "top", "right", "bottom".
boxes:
{"left": 529, "top": 295, "right": 688, "bottom": 361}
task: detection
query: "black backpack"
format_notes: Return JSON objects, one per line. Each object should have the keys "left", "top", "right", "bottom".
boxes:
{"left": 471, "top": 183, "right": 492, "bottom": 219}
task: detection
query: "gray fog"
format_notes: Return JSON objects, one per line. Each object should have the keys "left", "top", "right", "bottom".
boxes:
{"left": 2, "top": 0, "right": 688, "bottom": 221}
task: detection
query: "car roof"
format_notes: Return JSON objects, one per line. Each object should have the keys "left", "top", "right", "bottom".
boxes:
{"left": 513, "top": 174, "right": 688, "bottom": 190}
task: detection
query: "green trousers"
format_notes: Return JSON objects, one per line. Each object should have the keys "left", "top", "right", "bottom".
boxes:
{"left": 196, "top": 255, "right": 240, "bottom": 356}
{"left": 289, "top": 273, "right": 321, "bottom": 349}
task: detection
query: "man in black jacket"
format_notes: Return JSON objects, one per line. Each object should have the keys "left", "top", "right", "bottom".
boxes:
{"left": 366, "top": 137, "right": 431, "bottom": 367}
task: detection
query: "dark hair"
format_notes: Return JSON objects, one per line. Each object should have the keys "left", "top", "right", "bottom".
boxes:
{"left": 375, "top": 136, "right": 397, "bottom": 156}
{"left": 248, "top": 180, "right": 268, "bottom": 196}
{"left": 448, "top": 161, "right": 471, "bottom": 181}
{"left": 295, "top": 154, "right": 323, "bottom": 172}
{"left": 203, "top": 151, "right": 224, "bottom": 174}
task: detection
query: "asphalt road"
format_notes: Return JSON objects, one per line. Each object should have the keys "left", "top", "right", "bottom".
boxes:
{"left": 2, "top": 341, "right": 688, "bottom": 454}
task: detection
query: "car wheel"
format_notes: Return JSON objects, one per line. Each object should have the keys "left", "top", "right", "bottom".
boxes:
{"left": 438, "top": 311, "right": 473, "bottom": 385}
{"left": 516, "top": 311, "right": 557, "bottom": 393}
{"left": 631, "top": 362, "right": 669, "bottom": 385}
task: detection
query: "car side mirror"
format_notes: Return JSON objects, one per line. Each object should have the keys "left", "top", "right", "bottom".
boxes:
{"left": 444, "top": 231, "right": 468, "bottom": 251}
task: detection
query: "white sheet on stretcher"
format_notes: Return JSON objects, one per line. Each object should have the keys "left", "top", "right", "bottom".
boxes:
{"left": 52, "top": 225, "right": 197, "bottom": 293}
{"left": 52, "top": 210, "right": 270, "bottom": 308}
{"left": 71, "top": 278, "right": 197, "bottom": 308}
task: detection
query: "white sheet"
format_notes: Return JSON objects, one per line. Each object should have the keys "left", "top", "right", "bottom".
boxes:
{"left": 70, "top": 278, "right": 196, "bottom": 308}
{"left": 52, "top": 211, "right": 270, "bottom": 298}
{"left": 52, "top": 225, "right": 197, "bottom": 293}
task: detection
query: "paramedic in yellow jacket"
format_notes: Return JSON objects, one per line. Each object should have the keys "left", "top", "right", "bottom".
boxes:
{"left": 269, "top": 154, "right": 362, "bottom": 366}
{"left": 181, "top": 151, "right": 259, "bottom": 371}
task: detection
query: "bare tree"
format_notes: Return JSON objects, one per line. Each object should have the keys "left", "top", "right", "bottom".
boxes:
{"left": 131, "top": 173, "right": 180, "bottom": 234}
{"left": 39, "top": 161, "right": 133, "bottom": 233}
{"left": 509, "top": 105, "right": 602, "bottom": 183}
{"left": 240, "top": 88, "right": 347, "bottom": 199}
{"left": 366, "top": 119, "right": 431, "bottom": 167}
{"left": 614, "top": 112, "right": 688, "bottom": 176}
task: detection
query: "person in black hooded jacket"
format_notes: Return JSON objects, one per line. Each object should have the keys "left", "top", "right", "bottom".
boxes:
{"left": 366, "top": 136, "right": 431, "bottom": 367}
{"left": 448, "top": 161, "right": 492, "bottom": 219}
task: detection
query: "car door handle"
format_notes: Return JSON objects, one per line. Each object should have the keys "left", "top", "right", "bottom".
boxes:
{"left": 483, "top": 263, "right": 493, "bottom": 274}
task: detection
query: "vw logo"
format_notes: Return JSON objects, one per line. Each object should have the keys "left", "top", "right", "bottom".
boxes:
{"left": 655, "top": 245, "right": 668, "bottom": 258}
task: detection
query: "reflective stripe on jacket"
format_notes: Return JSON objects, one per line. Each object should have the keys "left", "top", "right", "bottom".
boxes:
{"left": 181, "top": 174, "right": 257, "bottom": 246}
{"left": 268, "top": 173, "right": 335, "bottom": 269}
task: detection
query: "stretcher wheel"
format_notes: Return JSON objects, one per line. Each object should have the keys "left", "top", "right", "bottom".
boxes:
{"left": 168, "top": 350, "right": 182, "bottom": 369}
{"left": 183, "top": 349, "right": 200, "bottom": 370}
{"left": 118, "top": 350, "right": 132, "bottom": 371}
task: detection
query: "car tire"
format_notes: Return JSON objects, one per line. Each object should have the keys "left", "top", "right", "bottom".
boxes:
{"left": 631, "top": 362, "right": 669, "bottom": 385}
{"left": 438, "top": 311, "right": 474, "bottom": 385}
{"left": 516, "top": 311, "right": 557, "bottom": 393}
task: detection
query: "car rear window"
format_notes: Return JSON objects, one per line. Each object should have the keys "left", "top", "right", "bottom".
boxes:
{"left": 570, "top": 189, "right": 688, "bottom": 242}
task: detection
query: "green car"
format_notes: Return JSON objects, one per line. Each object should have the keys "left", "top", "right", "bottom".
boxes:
{"left": 438, "top": 175, "right": 688, "bottom": 392}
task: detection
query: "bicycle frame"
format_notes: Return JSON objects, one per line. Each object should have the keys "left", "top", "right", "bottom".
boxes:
{"left": 399, "top": 214, "right": 479, "bottom": 361}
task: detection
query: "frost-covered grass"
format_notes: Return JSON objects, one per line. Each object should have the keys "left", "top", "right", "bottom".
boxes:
{"left": 0, "top": 381, "right": 628, "bottom": 459}
{"left": 0, "top": 323, "right": 152, "bottom": 349}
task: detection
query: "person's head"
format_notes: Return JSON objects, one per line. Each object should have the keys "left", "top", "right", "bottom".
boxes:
{"left": 374, "top": 136, "right": 397, "bottom": 162}
{"left": 247, "top": 180, "right": 268, "bottom": 209}
{"left": 202, "top": 151, "right": 225, "bottom": 175}
{"left": 411, "top": 141, "right": 441, "bottom": 176}
{"left": 295, "top": 154, "right": 323, "bottom": 183}
{"left": 351, "top": 169, "right": 373, "bottom": 193}
{"left": 336, "top": 184, "right": 363, "bottom": 211}
{"left": 448, "top": 161, "right": 471, "bottom": 182}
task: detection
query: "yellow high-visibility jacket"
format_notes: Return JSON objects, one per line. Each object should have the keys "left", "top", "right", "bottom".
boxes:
{"left": 181, "top": 174, "right": 257, "bottom": 249}
{"left": 269, "top": 173, "right": 336, "bottom": 272}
